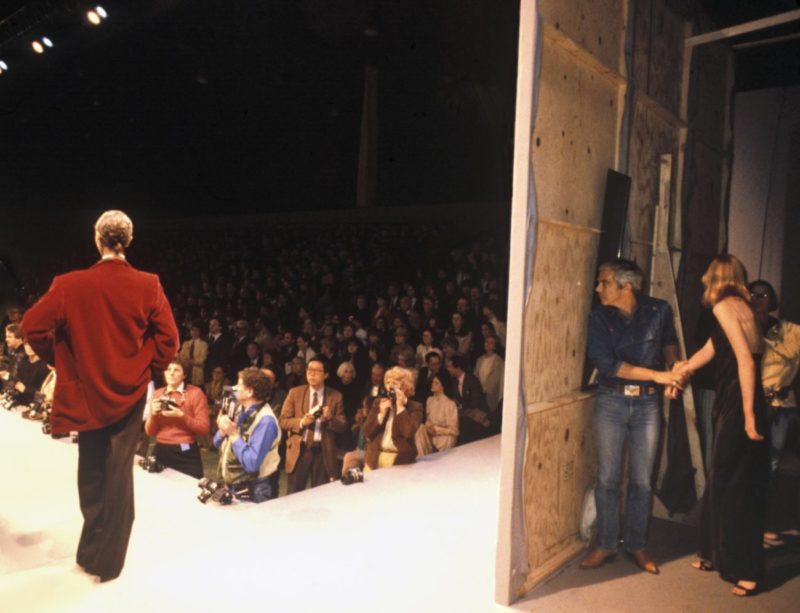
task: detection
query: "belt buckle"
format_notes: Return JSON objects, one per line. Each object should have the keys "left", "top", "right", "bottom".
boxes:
{"left": 623, "top": 385, "right": 640, "bottom": 397}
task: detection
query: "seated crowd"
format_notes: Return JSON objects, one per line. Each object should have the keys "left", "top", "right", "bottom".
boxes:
{"left": 1, "top": 220, "right": 508, "bottom": 502}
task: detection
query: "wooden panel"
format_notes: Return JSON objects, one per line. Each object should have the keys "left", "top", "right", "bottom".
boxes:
{"left": 633, "top": 0, "right": 686, "bottom": 119}
{"left": 533, "top": 40, "right": 624, "bottom": 229}
{"left": 524, "top": 395, "right": 596, "bottom": 570}
{"left": 522, "top": 221, "right": 599, "bottom": 404}
{"left": 692, "top": 43, "right": 733, "bottom": 155}
{"left": 539, "top": 0, "right": 626, "bottom": 73}
{"left": 627, "top": 100, "right": 679, "bottom": 276}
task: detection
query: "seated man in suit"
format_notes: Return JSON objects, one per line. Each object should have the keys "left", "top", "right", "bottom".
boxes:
{"left": 445, "top": 352, "right": 491, "bottom": 444}
{"left": 279, "top": 357, "right": 345, "bottom": 493}
{"left": 363, "top": 366, "right": 423, "bottom": 471}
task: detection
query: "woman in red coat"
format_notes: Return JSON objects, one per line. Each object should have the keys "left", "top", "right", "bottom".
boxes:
{"left": 22, "top": 210, "right": 178, "bottom": 583}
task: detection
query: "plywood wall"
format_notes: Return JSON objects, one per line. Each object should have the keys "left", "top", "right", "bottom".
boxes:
{"left": 519, "top": 0, "right": 690, "bottom": 594}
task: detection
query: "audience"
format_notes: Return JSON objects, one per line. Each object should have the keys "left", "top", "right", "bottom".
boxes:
{"left": 5, "top": 219, "right": 509, "bottom": 499}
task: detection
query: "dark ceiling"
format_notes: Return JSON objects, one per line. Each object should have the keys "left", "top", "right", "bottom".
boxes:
{"left": 0, "top": 1, "right": 797, "bottom": 220}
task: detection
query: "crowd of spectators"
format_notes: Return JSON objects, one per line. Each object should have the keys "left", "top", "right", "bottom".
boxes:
{"left": 2, "top": 219, "right": 509, "bottom": 500}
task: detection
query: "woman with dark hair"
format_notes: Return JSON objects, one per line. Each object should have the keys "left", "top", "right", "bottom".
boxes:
{"left": 414, "top": 374, "right": 459, "bottom": 455}
{"left": 676, "top": 254, "right": 770, "bottom": 597}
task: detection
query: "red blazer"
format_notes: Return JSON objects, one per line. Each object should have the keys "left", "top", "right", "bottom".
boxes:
{"left": 21, "top": 258, "right": 178, "bottom": 433}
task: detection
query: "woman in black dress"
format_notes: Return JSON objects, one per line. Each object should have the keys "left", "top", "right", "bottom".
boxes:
{"left": 677, "top": 254, "right": 770, "bottom": 597}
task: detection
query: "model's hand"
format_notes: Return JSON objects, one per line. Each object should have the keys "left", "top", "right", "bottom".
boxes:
{"left": 664, "top": 384, "right": 681, "bottom": 400}
{"left": 652, "top": 370, "right": 682, "bottom": 388}
{"left": 744, "top": 418, "right": 764, "bottom": 441}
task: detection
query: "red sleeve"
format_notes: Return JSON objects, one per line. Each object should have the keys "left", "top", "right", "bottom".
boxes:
{"left": 20, "top": 278, "right": 63, "bottom": 367}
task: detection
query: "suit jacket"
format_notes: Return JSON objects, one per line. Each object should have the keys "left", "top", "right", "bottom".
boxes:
{"left": 179, "top": 337, "right": 208, "bottom": 386}
{"left": 21, "top": 258, "right": 178, "bottom": 433}
{"left": 364, "top": 398, "right": 423, "bottom": 470}
{"left": 279, "top": 384, "right": 345, "bottom": 478}
{"left": 229, "top": 334, "right": 253, "bottom": 377}
{"left": 456, "top": 372, "right": 488, "bottom": 413}
{"left": 205, "top": 331, "right": 233, "bottom": 378}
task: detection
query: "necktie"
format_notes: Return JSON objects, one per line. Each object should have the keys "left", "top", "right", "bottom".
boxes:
{"left": 306, "top": 391, "right": 320, "bottom": 445}
{"left": 190, "top": 340, "right": 195, "bottom": 360}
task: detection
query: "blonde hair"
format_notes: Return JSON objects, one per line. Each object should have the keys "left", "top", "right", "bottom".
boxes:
{"left": 384, "top": 366, "right": 415, "bottom": 397}
{"left": 95, "top": 210, "right": 133, "bottom": 253}
{"left": 701, "top": 254, "right": 750, "bottom": 307}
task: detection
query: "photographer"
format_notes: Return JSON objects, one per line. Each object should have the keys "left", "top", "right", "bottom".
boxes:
{"left": 13, "top": 341, "right": 49, "bottom": 407}
{"left": 363, "top": 366, "right": 423, "bottom": 471}
{"left": 213, "top": 367, "right": 281, "bottom": 502}
{"left": 144, "top": 358, "right": 210, "bottom": 479}
{"left": 0, "top": 323, "right": 25, "bottom": 389}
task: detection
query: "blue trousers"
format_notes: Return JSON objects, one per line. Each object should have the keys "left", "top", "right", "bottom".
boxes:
{"left": 594, "top": 389, "right": 660, "bottom": 551}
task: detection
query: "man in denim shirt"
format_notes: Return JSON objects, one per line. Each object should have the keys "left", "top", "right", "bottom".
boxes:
{"left": 581, "top": 259, "right": 681, "bottom": 575}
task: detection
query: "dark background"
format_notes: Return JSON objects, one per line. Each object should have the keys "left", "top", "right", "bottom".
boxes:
{"left": 0, "top": 0, "right": 519, "bottom": 219}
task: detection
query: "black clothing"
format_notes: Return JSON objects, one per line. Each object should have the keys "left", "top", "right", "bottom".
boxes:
{"left": 698, "top": 320, "right": 770, "bottom": 582}
{"left": 77, "top": 394, "right": 146, "bottom": 582}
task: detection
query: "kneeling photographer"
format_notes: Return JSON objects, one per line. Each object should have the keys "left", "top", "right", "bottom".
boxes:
{"left": 144, "top": 358, "right": 210, "bottom": 478}
{"left": 213, "top": 367, "right": 281, "bottom": 502}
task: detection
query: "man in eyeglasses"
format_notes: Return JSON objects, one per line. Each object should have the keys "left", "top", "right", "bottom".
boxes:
{"left": 279, "top": 357, "right": 345, "bottom": 493}
{"left": 749, "top": 280, "right": 800, "bottom": 544}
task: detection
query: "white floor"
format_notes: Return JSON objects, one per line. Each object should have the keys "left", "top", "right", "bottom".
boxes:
{"left": 0, "top": 408, "right": 504, "bottom": 613}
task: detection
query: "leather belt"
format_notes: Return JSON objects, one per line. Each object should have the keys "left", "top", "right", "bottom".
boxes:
{"left": 602, "top": 383, "right": 658, "bottom": 397}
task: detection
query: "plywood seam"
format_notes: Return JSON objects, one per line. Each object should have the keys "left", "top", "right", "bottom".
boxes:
{"left": 636, "top": 91, "right": 687, "bottom": 128}
{"left": 543, "top": 22, "right": 627, "bottom": 89}
{"left": 539, "top": 216, "right": 602, "bottom": 235}
{"left": 527, "top": 391, "right": 595, "bottom": 414}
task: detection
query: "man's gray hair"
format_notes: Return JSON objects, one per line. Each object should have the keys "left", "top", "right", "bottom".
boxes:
{"left": 599, "top": 258, "right": 644, "bottom": 293}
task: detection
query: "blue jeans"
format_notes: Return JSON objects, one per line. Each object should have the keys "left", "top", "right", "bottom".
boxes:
{"left": 594, "top": 389, "right": 660, "bottom": 551}
{"left": 770, "top": 407, "right": 799, "bottom": 472}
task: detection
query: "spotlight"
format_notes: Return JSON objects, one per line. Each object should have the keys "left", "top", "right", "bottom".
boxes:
{"left": 32, "top": 40, "right": 44, "bottom": 54}
{"left": 0, "top": 60, "right": 7, "bottom": 73}
{"left": 42, "top": 36, "right": 53, "bottom": 48}
{"left": 87, "top": 10, "right": 101, "bottom": 25}
{"left": 96, "top": 6, "right": 108, "bottom": 19}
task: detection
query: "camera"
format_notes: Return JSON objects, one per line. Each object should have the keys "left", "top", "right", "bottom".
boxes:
{"left": 156, "top": 396, "right": 179, "bottom": 413}
{"left": 196, "top": 478, "right": 252, "bottom": 504}
{"left": 217, "top": 386, "right": 242, "bottom": 421}
{"left": 0, "top": 385, "right": 19, "bottom": 410}
{"left": 379, "top": 388, "right": 397, "bottom": 402}
{"left": 23, "top": 392, "right": 48, "bottom": 420}
{"left": 310, "top": 404, "right": 323, "bottom": 419}
{"left": 138, "top": 455, "right": 165, "bottom": 473}
{"left": 341, "top": 467, "right": 364, "bottom": 485}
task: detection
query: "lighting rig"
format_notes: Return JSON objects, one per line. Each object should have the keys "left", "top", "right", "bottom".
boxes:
{"left": 0, "top": 1, "right": 110, "bottom": 78}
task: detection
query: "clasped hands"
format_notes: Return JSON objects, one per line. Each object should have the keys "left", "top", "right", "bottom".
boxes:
{"left": 651, "top": 361, "right": 693, "bottom": 400}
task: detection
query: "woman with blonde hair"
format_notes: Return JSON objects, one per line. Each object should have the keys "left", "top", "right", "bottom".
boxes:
{"left": 363, "top": 366, "right": 423, "bottom": 471}
{"left": 675, "top": 254, "right": 770, "bottom": 597}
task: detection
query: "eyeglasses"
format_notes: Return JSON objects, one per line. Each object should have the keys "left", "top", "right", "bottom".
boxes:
{"left": 750, "top": 291, "right": 770, "bottom": 300}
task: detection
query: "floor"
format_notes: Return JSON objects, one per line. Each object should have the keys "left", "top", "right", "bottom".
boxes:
{"left": 1, "top": 407, "right": 799, "bottom": 612}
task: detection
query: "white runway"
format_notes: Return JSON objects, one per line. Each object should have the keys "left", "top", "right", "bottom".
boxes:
{"left": 0, "top": 408, "right": 504, "bottom": 613}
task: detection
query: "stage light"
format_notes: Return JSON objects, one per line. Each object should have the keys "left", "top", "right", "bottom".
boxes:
{"left": 87, "top": 10, "right": 101, "bottom": 25}
{"left": 32, "top": 40, "right": 44, "bottom": 54}
{"left": 0, "top": 60, "right": 7, "bottom": 73}
{"left": 96, "top": 6, "right": 108, "bottom": 19}
{"left": 42, "top": 37, "right": 54, "bottom": 48}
